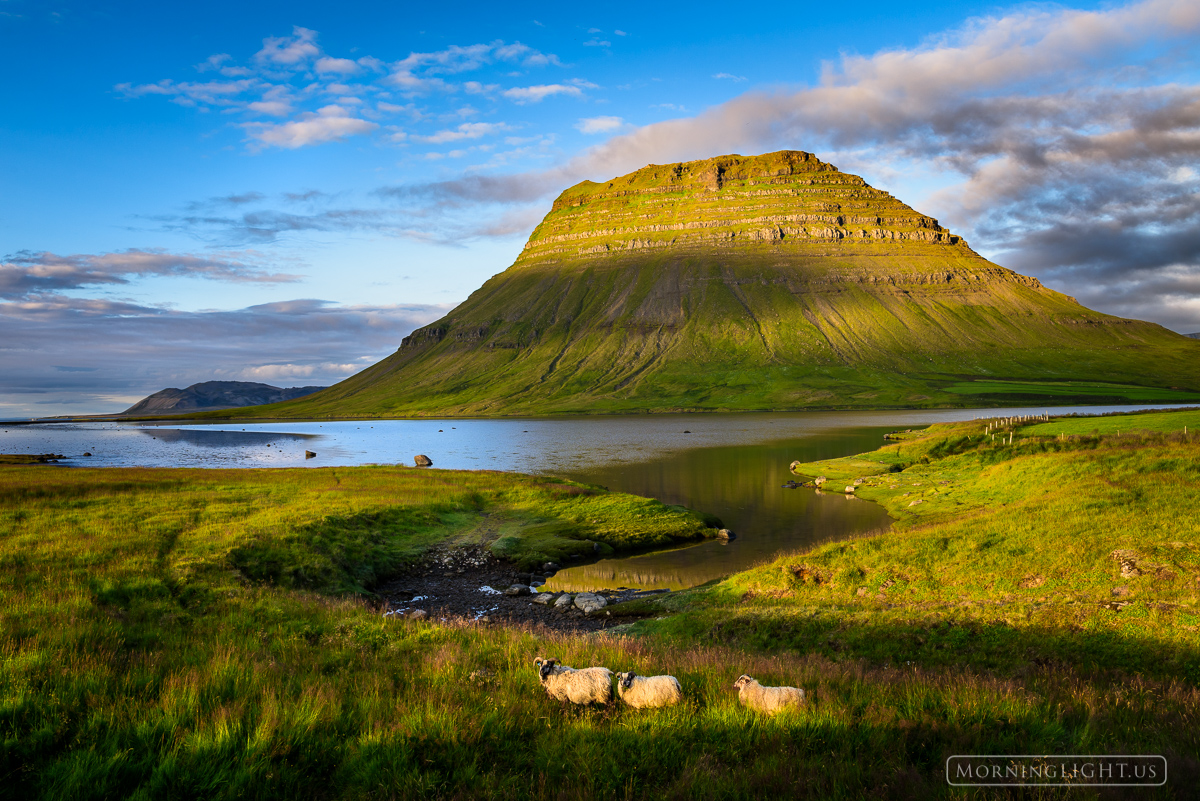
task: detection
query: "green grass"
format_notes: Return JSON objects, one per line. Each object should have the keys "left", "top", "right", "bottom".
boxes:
{"left": 0, "top": 455, "right": 62, "bottom": 464}
{"left": 4, "top": 420, "right": 1200, "bottom": 797}
{"left": 942, "top": 379, "right": 1200, "bottom": 402}
{"left": 634, "top": 410, "right": 1200, "bottom": 682}
{"left": 1022, "top": 408, "right": 1200, "bottom": 437}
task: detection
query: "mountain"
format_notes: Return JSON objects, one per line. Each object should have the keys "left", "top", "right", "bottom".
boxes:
{"left": 215, "top": 150, "right": 1200, "bottom": 418}
{"left": 1188, "top": 333, "right": 1200, "bottom": 340}
{"left": 122, "top": 381, "right": 326, "bottom": 415}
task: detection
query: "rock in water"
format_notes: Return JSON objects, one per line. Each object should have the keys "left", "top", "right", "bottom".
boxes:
{"left": 246, "top": 150, "right": 1200, "bottom": 417}
{"left": 305, "top": 450, "right": 316, "bottom": 459}
{"left": 414, "top": 454, "right": 433, "bottom": 467}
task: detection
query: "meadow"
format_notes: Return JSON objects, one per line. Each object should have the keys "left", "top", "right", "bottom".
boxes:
{"left": 2, "top": 411, "right": 1199, "bottom": 798}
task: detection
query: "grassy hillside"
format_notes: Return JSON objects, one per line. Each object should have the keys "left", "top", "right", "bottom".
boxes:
{"left": 207, "top": 246, "right": 1200, "bottom": 419}
{"left": 630, "top": 412, "right": 1200, "bottom": 679}
{"left": 197, "top": 152, "right": 1200, "bottom": 420}
{"left": 3, "top": 416, "right": 1199, "bottom": 797}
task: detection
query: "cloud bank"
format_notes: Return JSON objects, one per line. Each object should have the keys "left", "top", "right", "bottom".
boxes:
{"left": 0, "top": 293, "right": 449, "bottom": 417}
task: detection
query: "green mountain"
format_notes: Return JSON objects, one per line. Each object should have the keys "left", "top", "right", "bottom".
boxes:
{"left": 223, "top": 151, "right": 1200, "bottom": 418}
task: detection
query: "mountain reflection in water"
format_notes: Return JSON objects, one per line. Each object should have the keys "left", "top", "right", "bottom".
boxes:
{"left": 137, "top": 429, "right": 316, "bottom": 448}
{"left": 545, "top": 428, "right": 894, "bottom": 590}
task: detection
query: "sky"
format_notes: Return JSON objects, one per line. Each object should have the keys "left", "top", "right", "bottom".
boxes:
{"left": 2, "top": 0, "right": 1199, "bottom": 416}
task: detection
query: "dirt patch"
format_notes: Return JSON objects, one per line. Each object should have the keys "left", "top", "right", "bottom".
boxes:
{"left": 376, "top": 545, "right": 672, "bottom": 634}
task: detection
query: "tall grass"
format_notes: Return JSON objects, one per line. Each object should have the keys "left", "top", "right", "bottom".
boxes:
{"left": 4, "top": 420, "right": 1200, "bottom": 797}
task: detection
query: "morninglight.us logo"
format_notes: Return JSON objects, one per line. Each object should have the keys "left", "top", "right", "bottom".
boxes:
{"left": 946, "top": 755, "right": 1167, "bottom": 787}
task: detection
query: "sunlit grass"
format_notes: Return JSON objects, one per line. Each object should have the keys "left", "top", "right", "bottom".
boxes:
{"left": 3, "top": 426, "right": 1199, "bottom": 797}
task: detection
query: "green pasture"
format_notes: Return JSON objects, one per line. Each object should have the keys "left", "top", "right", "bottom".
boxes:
{"left": 3, "top": 414, "right": 1200, "bottom": 797}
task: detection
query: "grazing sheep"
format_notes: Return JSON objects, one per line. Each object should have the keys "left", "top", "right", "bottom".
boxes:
{"left": 615, "top": 671, "right": 683, "bottom": 708}
{"left": 733, "top": 674, "right": 805, "bottom": 714}
{"left": 533, "top": 657, "right": 613, "bottom": 705}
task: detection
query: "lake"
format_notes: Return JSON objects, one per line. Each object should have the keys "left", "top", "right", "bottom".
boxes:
{"left": 2, "top": 404, "right": 1184, "bottom": 589}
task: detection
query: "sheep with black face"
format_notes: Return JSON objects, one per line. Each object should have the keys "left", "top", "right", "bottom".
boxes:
{"left": 732, "top": 674, "right": 805, "bottom": 713}
{"left": 534, "top": 657, "right": 613, "bottom": 705}
{"left": 615, "top": 671, "right": 683, "bottom": 708}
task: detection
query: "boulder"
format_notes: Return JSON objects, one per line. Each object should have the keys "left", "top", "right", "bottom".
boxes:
{"left": 554, "top": 593, "right": 575, "bottom": 609}
{"left": 573, "top": 592, "right": 608, "bottom": 614}
{"left": 504, "top": 584, "right": 531, "bottom": 596}
{"left": 853, "top": 478, "right": 864, "bottom": 486}
{"left": 814, "top": 476, "right": 827, "bottom": 486}
{"left": 531, "top": 592, "right": 555, "bottom": 605}
{"left": 409, "top": 609, "right": 428, "bottom": 620}
{"left": 789, "top": 460, "right": 802, "bottom": 471}
{"left": 543, "top": 562, "right": 560, "bottom": 573}
{"left": 305, "top": 450, "right": 317, "bottom": 459}
{"left": 844, "top": 485, "right": 856, "bottom": 493}
{"left": 414, "top": 454, "right": 433, "bottom": 467}
{"left": 716, "top": 528, "right": 735, "bottom": 540}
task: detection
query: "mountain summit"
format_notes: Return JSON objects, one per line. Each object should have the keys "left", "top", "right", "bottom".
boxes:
{"left": 233, "top": 151, "right": 1200, "bottom": 416}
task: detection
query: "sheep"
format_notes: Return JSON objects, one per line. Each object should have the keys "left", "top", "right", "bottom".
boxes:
{"left": 615, "top": 671, "right": 683, "bottom": 708}
{"left": 733, "top": 674, "right": 805, "bottom": 714}
{"left": 533, "top": 657, "right": 613, "bottom": 705}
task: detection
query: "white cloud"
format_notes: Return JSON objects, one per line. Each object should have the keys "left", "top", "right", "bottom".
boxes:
{"left": 575, "top": 115, "right": 624, "bottom": 134}
{"left": 315, "top": 56, "right": 360, "bottom": 75}
{"left": 195, "top": 53, "right": 232, "bottom": 72}
{"left": 116, "top": 78, "right": 262, "bottom": 106}
{"left": 464, "top": 81, "right": 499, "bottom": 94}
{"left": 255, "top": 26, "right": 321, "bottom": 67}
{"left": 241, "top": 362, "right": 364, "bottom": 380}
{"left": 243, "top": 105, "right": 378, "bottom": 149}
{"left": 502, "top": 83, "right": 583, "bottom": 103}
{"left": 414, "top": 121, "right": 514, "bottom": 144}
{"left": 712, "top": 72, "right": 747, "bottom": 82}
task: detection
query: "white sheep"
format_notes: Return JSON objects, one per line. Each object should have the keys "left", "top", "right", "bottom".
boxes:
{"left": 733, "top": 674, "right": 805, "bottom": 714}
{"left": 534, "top": 657, "right": 613, "bottom": 705}
{"left": 615, "top": 671, "right": 683, "bottom": 708}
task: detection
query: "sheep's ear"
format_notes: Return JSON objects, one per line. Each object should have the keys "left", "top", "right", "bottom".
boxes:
{"left": 534, "top": 658, "right": 542, "bottom": 668}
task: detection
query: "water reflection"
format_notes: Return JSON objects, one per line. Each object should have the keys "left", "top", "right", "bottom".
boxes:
{"left": 137, "top": 428, "right": 316, "bottom": 447}
{"left": 545, "top": 428, "right": 894, "bottom": 590}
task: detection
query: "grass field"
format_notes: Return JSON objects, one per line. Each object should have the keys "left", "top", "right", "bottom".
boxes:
{"left": 941, "top": 379, "right": 1200, "bottom": 402}
{"left": 3, "top": 413, "right": 1199, "bottom": 798}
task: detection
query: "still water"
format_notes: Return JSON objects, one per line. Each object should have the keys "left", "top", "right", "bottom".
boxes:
{"left": 2, "top": 405, "right": 1186, "bottom": 589}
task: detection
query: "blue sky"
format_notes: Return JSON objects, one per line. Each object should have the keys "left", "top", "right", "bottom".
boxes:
{"left": 3, "top": 0, "right": 1199, "bottom": 415}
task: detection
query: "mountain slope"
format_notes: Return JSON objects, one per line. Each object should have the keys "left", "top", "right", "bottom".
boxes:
{"left": 219, "top": 151, "right": 1200, "bottom": 417}
{"left": 123, "top": 381, "right": 326, "bottom": 415}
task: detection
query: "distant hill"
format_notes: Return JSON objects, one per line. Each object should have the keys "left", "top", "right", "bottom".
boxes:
{"left": 122, "top": 381, "right": 326, "bottom": 415}
{"left": 207, "top": 150, "right": 1200, "bottom": 418}
{"left": 1188, "top": 333, "right": 1200, "bottom": 339}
